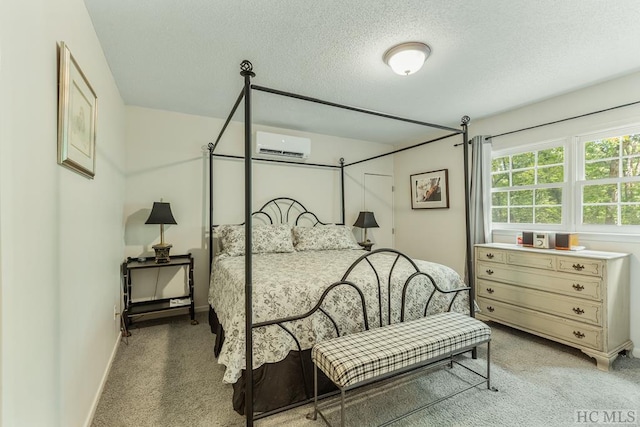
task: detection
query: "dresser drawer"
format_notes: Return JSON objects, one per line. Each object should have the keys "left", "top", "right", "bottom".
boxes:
{"left": 476, "top": 262, "right": 602, "bottom": 301}
{"left": 476, "top": 298, "right": 602, "bottom": 351}
{"left": 557, "top": 256, "right": 604, "bottom": 277}
{"left": 505, "top": 251, "right": 555, "bottom": 271}
{"left": 477, "top": 280, "right": 602, "bottom": 325}
{"left": 476, "top": 246, "right": 505, "bottom": 263}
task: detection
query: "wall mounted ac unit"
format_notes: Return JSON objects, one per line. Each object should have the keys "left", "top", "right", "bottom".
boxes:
{"left": 255, "top": 131, "right": 311, "bottom": 160}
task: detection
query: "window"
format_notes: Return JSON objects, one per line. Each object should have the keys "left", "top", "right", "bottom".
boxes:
{"left": 490, "top": 124, "right": 640, "bottom": 234}
{"left": 491, "top": 141, "right": 567, "bottom": 228}
{"left": 577, "top": 125, "right": 640, "bottom": 231}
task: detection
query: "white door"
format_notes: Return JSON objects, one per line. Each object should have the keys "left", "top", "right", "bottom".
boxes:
{"left": 363, "top": 173, "right": 394, "bottom": 249}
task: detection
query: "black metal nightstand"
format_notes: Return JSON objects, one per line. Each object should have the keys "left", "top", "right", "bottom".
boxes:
{"left": 121, "top": 253, "right": 198, "bottom": 334}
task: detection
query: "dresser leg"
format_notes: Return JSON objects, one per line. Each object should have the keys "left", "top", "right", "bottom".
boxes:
{"left": 594, "top": 354, "right": 612, "bottom": 371}
{"left": 581, "top": 349, "right": 612, "bottom": 371}
{"left": 584, "top": 340, "right": 635, "bottom": 370}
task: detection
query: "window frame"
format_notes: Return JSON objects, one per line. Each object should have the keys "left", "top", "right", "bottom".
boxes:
{"left": 574, "top": 124, "right": 640, "bottom": 234}
{"left": 490, "top": 138, "right": 571, "bottom": 232}
{"left": 489, "top": 123, "right": 640, "bottom": 236}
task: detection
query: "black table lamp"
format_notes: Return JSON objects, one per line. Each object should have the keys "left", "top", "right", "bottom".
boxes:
{"left": 145, "top": 201, "right": 177, "bottom": 263}
{"left": 353, "top": 211, "right": 379, "bottom": 244}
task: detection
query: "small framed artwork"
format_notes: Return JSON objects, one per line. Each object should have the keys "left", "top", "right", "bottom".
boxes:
{"left": 410, "top": 169, "right": 449, "bottom": 209}
{"left": 57, "top": 42, "right": 97, "bottom": 179}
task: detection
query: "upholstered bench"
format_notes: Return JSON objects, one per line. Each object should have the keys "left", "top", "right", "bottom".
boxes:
{"left": 310, "top": 312, "right": 493, "bottom": 426}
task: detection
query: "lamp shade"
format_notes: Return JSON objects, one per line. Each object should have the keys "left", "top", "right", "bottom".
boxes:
{"left": 353, "top": 211, "right": 379, "bottom": 229}
{"left": 383, "top": 42, "right": 431, "bottom": 76}
{"left": 145, "top": 202, "right": 177, "bottom": 225}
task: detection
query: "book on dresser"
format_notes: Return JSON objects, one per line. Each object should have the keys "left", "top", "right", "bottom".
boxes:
{"left": 474, "top": 243, "right": 633, "bottom": 371}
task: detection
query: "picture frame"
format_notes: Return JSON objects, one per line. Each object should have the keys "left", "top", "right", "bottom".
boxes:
{"left": 410, "top": 169, "right": 449, "bottom": 209}
{"left": 57, "top": 42, "right": 97, "bottom": 179}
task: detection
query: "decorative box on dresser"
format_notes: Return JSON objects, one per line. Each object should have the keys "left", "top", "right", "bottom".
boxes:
{"left": 474, "top": 243, "right": 633, "bottom": 370}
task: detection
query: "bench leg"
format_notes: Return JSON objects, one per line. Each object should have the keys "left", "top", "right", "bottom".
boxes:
{"left": 487, "top": 340, "right": 491, "bottom": 390}
{"left": 312, "top": 364, "right": 318, "bottom": 420}
{"left": 487, "top": 339, "right": 498, "bottom": 392}
{"left": 340, "top": 387, "right": 345, "bottom": 427}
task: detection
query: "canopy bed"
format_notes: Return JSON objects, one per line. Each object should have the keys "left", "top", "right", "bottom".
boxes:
{"left": 207, "top": 60, "right": 475, "bottom": 426}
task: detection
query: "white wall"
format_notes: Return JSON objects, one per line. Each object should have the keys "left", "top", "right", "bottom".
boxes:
{"left": 0, "top": 0, "right": 126, "bottom": 426}
{"left": 395, "top": 71, "right": 640, "bottom": 357}
{"left": 393, "top": 133, "right": 469, "bottom": 272}
{"left": 124, "top": 106, "right": 393, "bottom": 309}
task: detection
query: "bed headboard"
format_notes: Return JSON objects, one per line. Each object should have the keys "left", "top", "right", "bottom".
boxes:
{"left": 252, "top": 197, "right": 330, "bottom": 227}
{"left": 210, "top": 197, "right": 335, "bottom": 262}
{"left": 212, "top": 197, "right": 333, "bottom": 231}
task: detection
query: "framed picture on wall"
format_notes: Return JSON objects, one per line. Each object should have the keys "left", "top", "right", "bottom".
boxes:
{"left": 57, "top": 41, "right": 97, "bottom": 179}
{"left": 410, "top": 169, "right": 449, "bottom": 209}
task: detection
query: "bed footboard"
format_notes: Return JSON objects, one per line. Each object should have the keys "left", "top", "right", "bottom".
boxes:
{"left": 246, "top": 248, "right": 471, "bottom": 417}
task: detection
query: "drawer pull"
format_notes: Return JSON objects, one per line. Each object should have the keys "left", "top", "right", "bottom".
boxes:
{"left": 572, "top": 307, "right": 585, "bottom": 315}
{"left": 572, "top": 263, "right": 585, "bottom": 271}
{"left": 486, "top": 288, "right": 495, "bottom": 294}
{"left": 573, "top": 331, "right": 585, "bottom": 339}
{"left": 572, "top": 284, "right": 584, "bottom": 291}
{"left": 486, "top": 306, "right": 495, "bottom": 312}
{"left": 486, "top": 253, "right": 494, "bottom": 259}
{"left": 486, "top": 269, "right": 494, "bottom": 275}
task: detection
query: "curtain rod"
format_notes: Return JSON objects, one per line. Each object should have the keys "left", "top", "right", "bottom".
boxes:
{"left": 455, "top": 99, "right": 640, "bottom": 146}
{"left": 486, "top": 99, "right": 640, "bottom": 140}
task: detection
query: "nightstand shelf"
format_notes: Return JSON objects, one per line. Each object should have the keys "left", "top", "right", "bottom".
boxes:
{"left": 121, "top": 253, "right": 198, "bottom": 333}
{"left": 127, "top": 299, "right": 190, "bottom": 315}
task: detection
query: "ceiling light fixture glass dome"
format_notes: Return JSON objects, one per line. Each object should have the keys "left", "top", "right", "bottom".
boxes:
{"left": 383, "top": 42, "right": 431, "bottom": 76}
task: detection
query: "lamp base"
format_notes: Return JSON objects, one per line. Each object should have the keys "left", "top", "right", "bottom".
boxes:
{"left": 358, "top": 241, "right": 374, "bottom": 251}
{"left": 152, "top": 243, "right": 173, "bottom": 263}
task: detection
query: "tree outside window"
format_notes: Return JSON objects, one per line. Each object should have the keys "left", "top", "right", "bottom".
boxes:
{"left": 491, "top": 144, "right": 564, "bottom": 226}
{"left": 582, "top": 133, "right": 640, "bottom": 226}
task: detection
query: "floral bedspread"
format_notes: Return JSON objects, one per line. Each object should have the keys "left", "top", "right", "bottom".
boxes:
{"left": 208, "top": 249, "right": 469, "bottom": 383}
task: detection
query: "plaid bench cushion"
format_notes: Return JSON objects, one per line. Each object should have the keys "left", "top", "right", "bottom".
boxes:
{"left": 311, "top": 312, "right": 491, "bottom": 388}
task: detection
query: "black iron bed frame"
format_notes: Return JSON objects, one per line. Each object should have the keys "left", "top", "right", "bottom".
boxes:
{"left": 207, "top": 60, "right": 473, "bottom": 426}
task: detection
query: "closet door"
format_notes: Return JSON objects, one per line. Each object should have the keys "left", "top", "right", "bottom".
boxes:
{"left": 364, "top": 173, "right": 394, "bottom": 248}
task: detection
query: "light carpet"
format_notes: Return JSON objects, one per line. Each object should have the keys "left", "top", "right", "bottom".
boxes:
{"left": 91, "top": 312, "right": 640, "bottom": 426}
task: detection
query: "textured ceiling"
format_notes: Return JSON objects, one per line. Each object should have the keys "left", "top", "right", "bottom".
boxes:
{"left": 84, "top": 0, "right": 640, "bottom": 144}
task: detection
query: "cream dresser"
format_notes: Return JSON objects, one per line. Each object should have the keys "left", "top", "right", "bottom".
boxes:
{"left": 474, "top": 243, "right": 632, "bottom": 370}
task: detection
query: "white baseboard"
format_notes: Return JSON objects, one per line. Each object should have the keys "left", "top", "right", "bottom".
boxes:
{"left": 633, "top": 348, "right": 639, "bottom": 358}
{"left": 195, "top": 304, "right": 209, "bottom": 313}
{"left": 83, "top": 330, "right": 122, "bottom": 427}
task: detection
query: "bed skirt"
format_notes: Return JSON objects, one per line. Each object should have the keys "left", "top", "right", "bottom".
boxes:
{"left": 209, "top": 306, "right": 337, "bottom": 415}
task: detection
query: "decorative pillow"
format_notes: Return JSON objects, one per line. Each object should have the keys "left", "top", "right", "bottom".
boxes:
{"left": 217, "top": 224, "right": 294, "bottom": 256}
{"left": 293, "top": 225, "right": 361, "bottom": 251}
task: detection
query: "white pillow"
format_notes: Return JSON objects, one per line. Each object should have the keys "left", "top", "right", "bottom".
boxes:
{"left": 293, "top": 225, "right": 361, "bottom": 251}
{"left": 217, "top": 224, "right": 294, "bottom": 256}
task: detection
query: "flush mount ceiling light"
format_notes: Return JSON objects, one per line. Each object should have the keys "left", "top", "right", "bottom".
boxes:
{"left": 383, "top": 42, "right": 431, "bottom": 76}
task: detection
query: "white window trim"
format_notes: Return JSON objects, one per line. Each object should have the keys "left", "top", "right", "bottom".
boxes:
{"left": 490, "top": 123, "right": 640, "bottom": 237}
{"left": 491, "top": 138, "right": 569, "bottom": 231}
{"left": 574, "top": 124, "right": 640, "bottom": 234}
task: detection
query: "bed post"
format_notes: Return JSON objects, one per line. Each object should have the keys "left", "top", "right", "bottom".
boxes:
{"left": 240, "top": 60, "right": 256, "bottom": 427}
{"left": 340, "top": 157, "right": 345, "bottom": 225}
{"left": 208, "top": 142, "right": 215, "bottom": 275}
{"left": 461, "top": 116, "right": 477, "bottom": 360}
{"left": 461, "top": 115, "right": 473, "bottom": 317}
